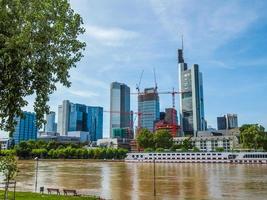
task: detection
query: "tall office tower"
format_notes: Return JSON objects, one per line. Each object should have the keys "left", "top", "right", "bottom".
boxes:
{"left": 178, "top": 48, "right": 205, "bottom": 136}
{"left": 57, "top": 100, "right": 103, "bottom": 141}
{"left": 87, "top": 106, "right": 103, "bottom": 141}
{"left": 110, "top": 82, "right": 131, "bottom": 138}
{"left": 217, "top": 114, "right": 238, "bottom": 130}
{"left": 57, "top": 100, "right": 70, "bottom": 136}
{"left": 13, "top": 111, "right": 37, "bottom": 144}
{"left": 44, "top": 111, "right": 57, "bottom": 132}
{"left": 138, "top": 87, "right": 160, "bottom": 132}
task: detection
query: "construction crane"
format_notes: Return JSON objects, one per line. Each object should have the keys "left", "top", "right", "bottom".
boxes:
{"left": 136, "top": 70, "right": 144, "bottom": 94}
{"left": 131, "top": 88, "right": 184, "bottom": 109}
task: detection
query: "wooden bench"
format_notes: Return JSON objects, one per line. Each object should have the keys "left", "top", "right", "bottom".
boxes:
{"left": 63, "top": 189, "right": 79, "bottom": 196}
{"left": 47, "top": 188, "right": 60, "bottom": 195}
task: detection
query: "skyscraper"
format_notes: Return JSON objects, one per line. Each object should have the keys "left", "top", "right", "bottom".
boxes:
{"left": 13, "top": 111, "right": 37, "bottom": 144}
{"left": 57, "top": 100, "right": 70, "bottom": 136}
{"left": 110, "top": 82, "right": 131, "bottom": 138}
{"left": 138, "top": 87, "right": 160, "bottom": 132}
{"left": 44, "top": 111, "right": 57, "bottom": 132}
{"left": 57, "top": 100, "right": 103, "bottom": 141}
{"left": 178, "top": 48, "right": 206, "bottom": 136}
{"left": 217, "top": 114, "right": 238, "bottom": 130}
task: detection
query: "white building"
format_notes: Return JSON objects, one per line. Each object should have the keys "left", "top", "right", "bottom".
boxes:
{"left": 174, "top": 136, "right": 239, "bottom": 152}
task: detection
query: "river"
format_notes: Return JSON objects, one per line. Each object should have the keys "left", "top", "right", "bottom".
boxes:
{"left": 12, "top": 160, "right": 267, "bottom": 200}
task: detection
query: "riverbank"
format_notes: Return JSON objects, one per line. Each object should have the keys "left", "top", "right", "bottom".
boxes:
{"left": 0, "top": 191, "right": 99, "bottom": 200}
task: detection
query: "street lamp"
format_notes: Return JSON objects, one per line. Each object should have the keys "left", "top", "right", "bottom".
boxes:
{"left": 153, "top": 154, "right": 156, "bottom": 198}
{"left": 34, "top": 157, "right": 39, "bottom": 192}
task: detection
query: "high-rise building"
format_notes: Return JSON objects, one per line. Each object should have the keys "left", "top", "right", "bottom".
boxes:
{"left": 110, "top": 82, "right": 131, "bottom": 138}
{"left": 178, "top": 48, "right": 206, "bottom": 136}
{"left": 44, "top": 111, "right": 57, "bottom": 133}
{"left": 57, "top": 100, "right": 70, "bottom": 136}
{"left": 138, "top": 87, "right": 160, "bottom": 132}
{"left": 217, "top": 114, "right": 238, "bottom": 130}
{"left": 13, "top": 111, "right": 37, "bottom": 144}
{"left": 57, "top": 100, "right": 103, "bottom": 141}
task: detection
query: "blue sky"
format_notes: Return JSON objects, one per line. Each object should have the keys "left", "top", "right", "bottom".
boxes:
{"left": 3, "top": 0, "right": 267, "bottom": 138}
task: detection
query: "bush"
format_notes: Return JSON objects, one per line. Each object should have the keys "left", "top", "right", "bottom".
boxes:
{"left": 144, "top": 148, "right": 154, "bottom": 152}
{"left": 155, "top": 148, "right": 164, "bottom": 152}
{"left": 215, "top": 147, "right": 224, "bottom": 152}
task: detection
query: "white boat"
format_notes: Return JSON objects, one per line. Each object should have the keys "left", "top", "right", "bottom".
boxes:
{"left": 125, "top": 152, "right": 267, "bottom": 164}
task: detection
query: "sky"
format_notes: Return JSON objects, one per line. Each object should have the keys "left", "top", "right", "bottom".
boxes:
{"left": 2, "top": 0, "right": 267, "bottom": 138}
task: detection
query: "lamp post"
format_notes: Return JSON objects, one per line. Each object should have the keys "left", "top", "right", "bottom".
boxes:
{"left": 153, "top": 154, "right": 156, "bottom": 198}
{"left": 34, "top": 157, "right": 39, "bottom": 192}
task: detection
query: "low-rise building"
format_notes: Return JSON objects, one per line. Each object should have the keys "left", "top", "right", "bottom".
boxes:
{"left": 0, "top": 138, "right": 12, "bottom": 150}
{"left": 97, "top": 138, "right": 130, "bottom": 149}
{"left": 174, "top": 135, "right": 239, "bottom": 152}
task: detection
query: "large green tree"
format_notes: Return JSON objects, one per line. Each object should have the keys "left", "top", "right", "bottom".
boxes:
{"left": 154, "top": 129, "right": 173, "bottom": 149}
{"left": 240, "top": 124, "right": 266, "bottom": 150}
{"left": 0, "top": 0, "right": 85, "bottom": 135}
{"left": 136, "top": 128, "right": 155, "bottom": 149}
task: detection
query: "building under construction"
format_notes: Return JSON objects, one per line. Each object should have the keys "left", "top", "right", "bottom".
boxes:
{"left": 155, "top": 108, "right": 180, "bottom": 137}
{"left": 138, "top": 87, "right": 160, "bottom": 132}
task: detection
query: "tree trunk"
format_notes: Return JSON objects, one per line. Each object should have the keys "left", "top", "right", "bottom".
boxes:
{"left": 4, "top": 178, "right": 9, "bottom": 200}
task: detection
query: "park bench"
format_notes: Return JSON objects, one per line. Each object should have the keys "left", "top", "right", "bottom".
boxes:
{"left": 47, "top": 188, "right": 60, "bottom": 195}
{"left": 63, "top": 189, "right": 79, "bottom": 196}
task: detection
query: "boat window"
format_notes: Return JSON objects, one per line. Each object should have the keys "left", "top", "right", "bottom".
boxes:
{"left": 172, "top": 154, "right": 175, "bottom": 156}
{"left": 197, "top": 154, "right": 200, "bottom": 156}
{"left": 212, "top": 153, "right": 216, "bottom": 156}
{"left": 158, "top": 154, "right": 161, "bottom": 156}
{"left": 132, "top": 155, "right": 135, "bottom": 158}
{"left": 149, "top": 154, "right": 152, "bottom": 156}
{"left": 182, "top": 154, "right": 185, "bottom": 156}
{"left": 167, "top": 154, "right": 170, "bottom": 156}
{"left": 191, "top": 154, "right": 195, "bottom": 156}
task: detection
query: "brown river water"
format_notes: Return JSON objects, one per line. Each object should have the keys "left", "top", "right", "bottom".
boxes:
{"left": 10, "top": 160, "right": 267, "bottom": 200}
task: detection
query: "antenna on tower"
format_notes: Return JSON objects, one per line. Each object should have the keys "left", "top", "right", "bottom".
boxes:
{"left": 153, "top": 67, "right": 158, "bottom": 91}
{"left": 181, "top": 34, "right": 184, "bottom": 51}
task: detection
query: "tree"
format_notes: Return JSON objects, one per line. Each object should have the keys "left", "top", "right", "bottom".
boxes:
{"left": 153, "top": 129, "right": 173, "bottom": 149}
{"left": 0, "top": 155, "right": 18, "bottom": 200}
{"left": 240, "top": 124, "right": 266, "bottom": 149}
{"left": 0, "top": 0, "right": 86, "bottom": 136}
{"left": 181, "top": 138, "right": 193, "bottom": 151}
{"left": 136, "top": 128, "right": 155, "bottom": 149}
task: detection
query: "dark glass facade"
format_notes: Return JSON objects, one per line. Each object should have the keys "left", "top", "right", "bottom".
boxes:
{"left": 13, "top": 111, "right": 37, "bottom": 144}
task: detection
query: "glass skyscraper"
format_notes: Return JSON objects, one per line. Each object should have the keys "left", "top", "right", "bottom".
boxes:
{"left": 178, "top": 48, "right": 206, "bottom": 136}
{"left": 44, "top": 111, "right": 57, "bottom": 132}
{"left": 13, "top": 111, "right": 37, "bottom": 144}
{"left": 57, "top": 100, "right": 103, "bottom": 141}
{"left": 138, "top": 87, "right": 160, "bottom": 132}
{"left": 110, "top": 82, "right": 131, "bottom": 138}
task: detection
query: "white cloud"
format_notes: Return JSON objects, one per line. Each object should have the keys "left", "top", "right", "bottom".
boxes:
{"left": 149, "top": 0, "right": 259, "bottom": 54}
{"left": 68, "top": 90, "right": 99, "bottom": 98}
{"left": 85, "top": 25, "right": 139, "bottom": 46}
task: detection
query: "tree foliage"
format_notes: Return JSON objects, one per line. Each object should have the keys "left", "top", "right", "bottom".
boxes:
{"left": 1, "top": 140, "right": 128, "bottom": 159}
{"left": 0, "top": 155, "right": 18, "bottom": 200}
{"left": 0, "top": 0, "right": 86, "bottom": 135}
{"left": 136, "top": 128, "right": 155, "bottom": 149}
{"left": 240, "top": 124, "right": 267, "bottom": 150}
{"left": 154, "top": 129, "right": 173, "bottom": 149}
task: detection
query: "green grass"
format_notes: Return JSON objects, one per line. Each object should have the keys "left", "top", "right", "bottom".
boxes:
{"left": 0, "top": 191, "right": 99, "bottom": 200}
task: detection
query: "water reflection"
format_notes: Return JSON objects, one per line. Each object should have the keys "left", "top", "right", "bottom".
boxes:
{"left": 6, "top": 160, "right": 267, "bottom": 200}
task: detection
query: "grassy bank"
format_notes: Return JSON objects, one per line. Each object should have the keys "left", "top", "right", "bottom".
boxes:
{"left": 0, "top": 191, "right": 99, "bottom": 200}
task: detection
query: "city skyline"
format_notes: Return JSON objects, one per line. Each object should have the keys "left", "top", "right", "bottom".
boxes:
{"left": 15, "top": 0, "right": 267, "bottom": 138}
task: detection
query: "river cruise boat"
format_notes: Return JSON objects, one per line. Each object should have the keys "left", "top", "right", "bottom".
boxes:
{"left": 125, "top": 152, "right": 267, "bottom": 164}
